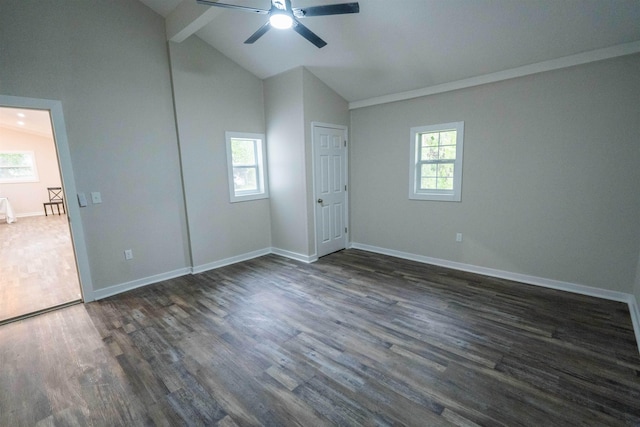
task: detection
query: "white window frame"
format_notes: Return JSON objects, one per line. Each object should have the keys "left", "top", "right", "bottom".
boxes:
{"left": 0, "top": 150, "right": 40, "bottom": 183}
{"left": 409, "top": 121, "right": 464, "bottom": 202}
{"left": 225, "top": 131, "right": 269, "bottom": 203}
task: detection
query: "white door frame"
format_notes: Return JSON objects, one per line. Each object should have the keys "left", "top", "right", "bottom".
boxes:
{"left": 0, "top": 94, "right": 93, "bottom": 301}
{"left": 311, "top": 121, "right": 349, "bottom": 258}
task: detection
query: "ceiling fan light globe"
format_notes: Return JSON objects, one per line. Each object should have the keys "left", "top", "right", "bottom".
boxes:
{"left": 270, "top": 14, "right": 293, "bottom": 29}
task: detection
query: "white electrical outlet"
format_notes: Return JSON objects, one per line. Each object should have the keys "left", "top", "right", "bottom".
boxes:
{"left": 124, "top": 249, "right": 133, "bottom": 260}
{"left": 91, "top": 191, "right": 102, "bottom": 204}
{"left": 456, "top": 233, "right": 463, "bottom": 242}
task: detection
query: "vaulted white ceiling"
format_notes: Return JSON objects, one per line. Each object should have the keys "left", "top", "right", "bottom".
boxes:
{"left": 139, "top": 0, "right": 640, "bottom": 103}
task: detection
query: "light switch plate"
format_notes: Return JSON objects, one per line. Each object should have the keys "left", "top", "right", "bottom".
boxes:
{"left": 77, "top": 193, "right": 88, "bottom": 207}
{"left": 91, "top": 191, "right": 102, "bottom": 204}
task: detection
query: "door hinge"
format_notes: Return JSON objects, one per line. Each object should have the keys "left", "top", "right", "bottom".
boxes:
{"left": 344, "top": 140, "right": 347, "bottom": 147}
{"left": 345, "top": 227, "right": 348, "bottom": 233}
{"left": 344, "top": 184, "right": 347, "bottom": 191}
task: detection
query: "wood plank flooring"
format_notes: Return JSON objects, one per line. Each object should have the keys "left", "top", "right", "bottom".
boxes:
{"left": 2, "top": 249, "right": 640, "bottom": 426}
{"left": 0, "top": 215, "right": 81, "bottom": 322}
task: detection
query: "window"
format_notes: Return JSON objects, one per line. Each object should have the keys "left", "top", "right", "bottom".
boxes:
{"left": 0, "top": 151, "right": 39, "bottom": 183}
{"left": 225, "top": 131, "right": 269, "bottom": 202}
{"left": 409, "top": 121, "right": 464, "bottom": 202}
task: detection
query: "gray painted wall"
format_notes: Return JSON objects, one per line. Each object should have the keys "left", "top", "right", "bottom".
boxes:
{"left": 264, "top": 68, "right": 308, "bottom": 256}
{"left": 0, "top": 0, "right": 190, "bottom": 291}
{"left": 350, "top": 54, "right": 640, "bottom": 293}
{"left": 169, "top": 37, "right": 270, "bottom": 267}
{"left": 302, "top": 69, "right": 350, "bottom": 255}
{"left": 264, "top": 67, "right": 349, "bottom": 258}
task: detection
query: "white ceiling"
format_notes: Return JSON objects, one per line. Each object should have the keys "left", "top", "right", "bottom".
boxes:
{"left": 0, "top": 107, "right": 53, "bottom": 137}
{"left": 139, "top": 0, "right": 640, "bottom": 103}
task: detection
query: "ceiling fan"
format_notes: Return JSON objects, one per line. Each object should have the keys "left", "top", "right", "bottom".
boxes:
{"left": 196, "top": 0, "right": 360, "bottom": 48}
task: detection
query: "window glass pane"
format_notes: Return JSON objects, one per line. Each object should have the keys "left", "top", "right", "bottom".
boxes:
{"left": 421, "top": 131, "right": 458, "bottom": 160}
{"left": 0, "top": 167, "right": 33, "bottom": 179}
{"left": 421, "top": 133, "right": 439, "bottom": 147}
{"left": 233, "top": 167, "right": 257, "bottom": 192}
{"left": 0, "top": 153, "right": 32, "bottom": 168}
{"left": 421, "top": 177, "right": 437, "bottom": 190}
{"left": 0, "top": 152, "right": 37, "bottom": 182}
{"left": 419, "top": 163, "right": 455, "bottom": 190}
{"left": 438, "top": 164, "right": 454, "bottom": 177}
{"left": 231, "top": 139, "right": 256, "bottom": 166}
{"left": 439, "top": 145, "right": 457, "bottom": 160}
{"left": 437, "top": 177, "right": 454, "bottom": 190}
{"left": 421, "top": 163, "right": 437, "bottom": 178}
{"left": 421, "top": 147, "right": 438, "bottom": 161}
{"left": 439, "top": 131, "right": 457, "bottom": 146}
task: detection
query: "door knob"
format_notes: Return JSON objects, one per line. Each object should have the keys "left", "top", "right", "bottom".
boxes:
{"left": 317, "top": 199, "right": 323, "bottom": 204}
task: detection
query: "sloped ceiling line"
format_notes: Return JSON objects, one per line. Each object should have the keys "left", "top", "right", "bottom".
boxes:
{"left": 141, "top": 0, "right": 640, "bottom": 105}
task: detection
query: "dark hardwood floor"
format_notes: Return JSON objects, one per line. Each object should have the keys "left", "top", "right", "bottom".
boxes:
{"left": 1, "top": 249, "right": 639, "bottom": 426}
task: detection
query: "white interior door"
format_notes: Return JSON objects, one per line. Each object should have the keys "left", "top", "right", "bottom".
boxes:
{"left": 313, "top": 124, "right": 347, "bottom": 257}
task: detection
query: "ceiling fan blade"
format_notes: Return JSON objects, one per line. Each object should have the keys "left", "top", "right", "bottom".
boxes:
{"left": 197, "top": 0, "right": 269, "bottom": 14}
{"left": 244, "top": 21, "right": 271, "bottom": 44}
{"left": 293, "top": 2, "right": 359, "bottom": 18}
{"left": 292, "top": 20, "right": 327, "bottom": 48}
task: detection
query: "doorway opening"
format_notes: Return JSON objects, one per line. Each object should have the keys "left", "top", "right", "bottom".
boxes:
{"left": 0, "top": 105, "right": 82, "bottom": 324}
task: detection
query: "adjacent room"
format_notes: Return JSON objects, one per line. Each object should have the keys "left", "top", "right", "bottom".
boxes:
{"left": 0, "top": 107, "right": 82, "bottom": 322}
{"left": 1, "top": 0, "right": 640, "bottom": 425}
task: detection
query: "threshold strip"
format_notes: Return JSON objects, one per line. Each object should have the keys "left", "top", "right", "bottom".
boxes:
{"left": 0, "top": 299, "right": 83, "bottom": 327}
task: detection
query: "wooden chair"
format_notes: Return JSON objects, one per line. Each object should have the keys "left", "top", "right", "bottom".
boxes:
{"left": 43, "top": 187, "right": 65, "bottom": 216}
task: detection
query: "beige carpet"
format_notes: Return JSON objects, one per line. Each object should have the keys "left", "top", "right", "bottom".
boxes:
{"left": 0, "top": 215, "right": 81, "bottom": 322}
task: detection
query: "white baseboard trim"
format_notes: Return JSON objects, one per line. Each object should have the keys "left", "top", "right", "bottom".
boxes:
{"left": 271, "top": 247, "right": 318, "bottom": 263}
{"left": 90, "top": 246, "right": 317, "bottom": 301}
{"left": 92, "top": 267, "right": 192, "bottom": 301}
{"left": 16, "top": 212, "right": 46, "bottom": 218}
{"left": 192, "top": 248, "right": 272, "bottom": 274}
{"left": 350, "top": 242, "right": 631, "bottom": 303}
